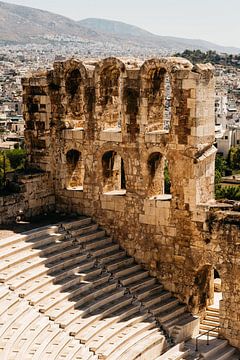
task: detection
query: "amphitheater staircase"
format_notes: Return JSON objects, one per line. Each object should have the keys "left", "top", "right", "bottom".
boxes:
{"left": 199, "top": 305, "right": 220, "bottom": 337}
{"left": 0, "top": 216, "right": 239, "bottom": 359}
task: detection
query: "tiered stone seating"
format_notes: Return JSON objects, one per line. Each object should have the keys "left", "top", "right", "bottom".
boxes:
{"left": 0, "top": 285, "right": 96, "bottom": 360}
{"left": 0, "top": 217, "right": 202, "bottom": 359}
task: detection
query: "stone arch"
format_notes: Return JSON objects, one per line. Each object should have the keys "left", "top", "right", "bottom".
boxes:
{"left": 64, "top": 60, "right": 88, "bottom": 128}
{"left": 194, "top": 265, "right": 212, "bottom": 310}
{"left": 192, "top": 263, "right": 224, "bottom": 313}
{"left": 144, "top": 147, "right": 171, "bottom": 198}
{"left": 102, "top": 150, "right": 126, "bottom": 193}
{"left": 147, "top": 152, "right": 165, "bottom": 196}
{"left": 140, "top": 58, "right": 192, "bottom": 133}
{"left": 95, "top": 57, "right": 126, "bottom": 130}
{"left": 65, "top": 148, "right": 84, "bottom": 190}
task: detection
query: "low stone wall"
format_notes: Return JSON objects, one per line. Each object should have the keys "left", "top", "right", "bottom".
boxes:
{"left": 0, "top": 172, "right": 55, "bottom": 224}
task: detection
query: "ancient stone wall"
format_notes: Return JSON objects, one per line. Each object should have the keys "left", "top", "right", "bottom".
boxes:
{"left": 22, "top": 57, "right": 240, "bottom": 348}
{"left": 0, "top": 173, "right": 55, "bottom": 224}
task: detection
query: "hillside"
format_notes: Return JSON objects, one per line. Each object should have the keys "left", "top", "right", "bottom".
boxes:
{"left": 0, "top": 1, "right": 239, "bottom": 54}
{"left": 0, "top": 1, "right": 101, "bottom": 43}
{"left": 79, "top": 18, "right": 240, "bottom": 54}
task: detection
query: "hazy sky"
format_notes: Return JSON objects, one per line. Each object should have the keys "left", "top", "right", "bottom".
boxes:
{"left": 4, "top": 0, "right": 240, "bottom": 48}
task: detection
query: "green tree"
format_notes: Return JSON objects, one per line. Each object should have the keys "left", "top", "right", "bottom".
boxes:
{"left": 216, "top": 186, "right": 240, "bottom": 200}
{"left": 164, "top": 163, "right": 171, "bottom": 194}
{"left": 5, "top": 148, "right": 26, "bottom": 170}
{"left": 215, "top": 154, "right": 227, "bottom": 184}
{"left": 0, "top": 152, "right": 11, "bottom": 190}
{"left": 227, "top": 147, "right": 240, "bottom": 170}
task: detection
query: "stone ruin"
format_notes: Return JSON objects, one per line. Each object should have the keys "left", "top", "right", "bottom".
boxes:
{"left": 19, "top": 57, "right": 240, "bottom": 348}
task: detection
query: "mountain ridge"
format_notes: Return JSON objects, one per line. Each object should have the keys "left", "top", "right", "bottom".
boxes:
{"left": 0, "top": 1, "right": 239, "bottom": 54}
{"left": 79, "top": 18, "right": 240, "bottom": 54}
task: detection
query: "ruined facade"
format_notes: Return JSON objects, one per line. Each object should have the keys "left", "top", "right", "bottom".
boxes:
{"left": 22, "top": 57, "right": 240, "bottom": 348}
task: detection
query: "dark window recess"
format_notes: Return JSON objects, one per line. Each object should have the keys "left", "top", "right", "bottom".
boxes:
{"left": 40, "top": 104, "right": 46, "bottom": 110}
{"left": 121, "top": 158, "right": 126, "bottom": 189}
{"left": 148, "top": 152, "right": 161, "bottom": 177}
{"left": 152, "top": 68, "right": 166, "bottom": 95}
{"left": 26, "top": 120, "right": 35, "bottom": 130}
{"left": 66, "top": 149, "right": 80, "bottom": 168}
{"left": 27, "top": 103, "right": 39, "bottom": 113}
{"left": 125, "top": 88, "right": 139, "bottom": 114}
{"left": 36, "top": 122, "right": 45, "bottom": 131}
{"left": 66, "top": 69, "right": 81, "bottom": 98}
{"left": 29, "top": 86, "right": 47, "bottom": 96}
{"left": 102, "top": 151, "right": 116, "bottom": 178}
{"left": 32, "top": 139, "right": 46, "bottom": 149}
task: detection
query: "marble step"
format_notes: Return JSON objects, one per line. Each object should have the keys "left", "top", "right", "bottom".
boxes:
{"left": 7, "top": 252, "right": 90, "bottom": 290}
{"left": 30, "top": 273, "right": 111, "bottom": 311}
{"left": 199, "top": 329, "right": 219, "bottom": 337}
{"left": 205, "top": 314, "right": 220, "bottom": 322}
{"left": 129, "top": 277, "right": 159, "bottom": 294}
{"left": 0, "top": 229, "right": 105, "bottom": 276}
{"left": 0, "top": 242, "right": 90, "bottom": 283}
{"left": 149, "top": 297, "right": 179, "bottom": 315}
{"left": 0, "top": 224, "right": 60, "bottom": 250}
{"left": 97, "top": 325, "right": 161, "bottom": 360}
{"left": 88, "top": 312, "right": 151, "bottom": 352}
{"left": 105, "top": 256, "right": 135, "bottom": 272}
{"left": 118, "top": 330, "right": 166, "bottom": 360}
{"left": 200, "top": 323, "right": 220, "bottom": 332}
{"left": 117, "top": 269, "right": 149, "bottom": 286}
{"left": 80, "top": 304, "right": 144, "bottom": 345}
{"left": 90, "top": 243, "right": 120, "bottom": 257}
{"left": 0, "top": 232, "right": 65, "bottom": 261}
{"left": 142, "top": 290, "right": 172, "bottom": 307}
{"left": 34, "top": 264, "right": 101, "bottom": 310}
{"left": 59, "top": 217, "right": 92, "bottom": 231}
{"left": 17, "top": 265, "right": 102, "bottom": 300}
{"left": 52, "top": 287, "right": 126, "bottom": 326}
{"left": 97, "top": 249, "right": 127, "bottom": 264}
{"left": 68, "top": 223, "right": 99, "bottom": 237}
{"left": 155, "top": 342, "right": 189, "bottom": 360}
{"left": 206, "top": 346, "right": 237, "bottom": 360}
{"left": 45, "top": 280, "right": 118, "bottom": 319}
{"left": 60, "top": 295, "right": 133, "bottom": 332}
{"left": 157, "top": 304, "right": 187, "bottom": 323}
{"left": 0, "top": 217, "right": 92, "bottom": 255}
{"left": 201, "top": 319, "right": 220, "bottom": 327}
{"left": 113, "top": 263, "right": 141, "bottom": 278}
{"left": 133, "top": 283, "right": 163, "bottom": 300}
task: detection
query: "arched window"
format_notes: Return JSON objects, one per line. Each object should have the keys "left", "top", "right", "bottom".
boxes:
{"left": 66, "top": 69, "right": 81, "bottom": 98}
{"left": 146, "top": 68, "right": 172, "bottom": 133}
{"left": 194, "top": 266, "right": 222, "bottom": 312}
{"left": 65, "top": 149, "right": 84, "bottom": 190}
{"left": 102, "top": 151, "right": 126, "bottom": 194}
{"left": 65, "top": 68, "right": 85, "bottom": 127}
{"left": 147, "top": 152, "right": 164, "bottom": 196}
{"left": 96, "top": 60, "right": 125, "bottom": 131}
{"left": 147, "top": 153, "right": 171, "bottom": 198}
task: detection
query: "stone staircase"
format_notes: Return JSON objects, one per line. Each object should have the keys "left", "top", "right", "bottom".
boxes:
{"left": 199, "top": 306, "right": 220, "bottom": 337}
{"left": 184, "top": 305, "right": 240, "bottom": 360}
{"left": 0, "top": 216, "right": 238, "bottom": 359}
{"left": 0, "top": 216, "right": 198, "bottom": 359}
{"left": 185, "top": 336, "right": 240, "bottom": 360}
